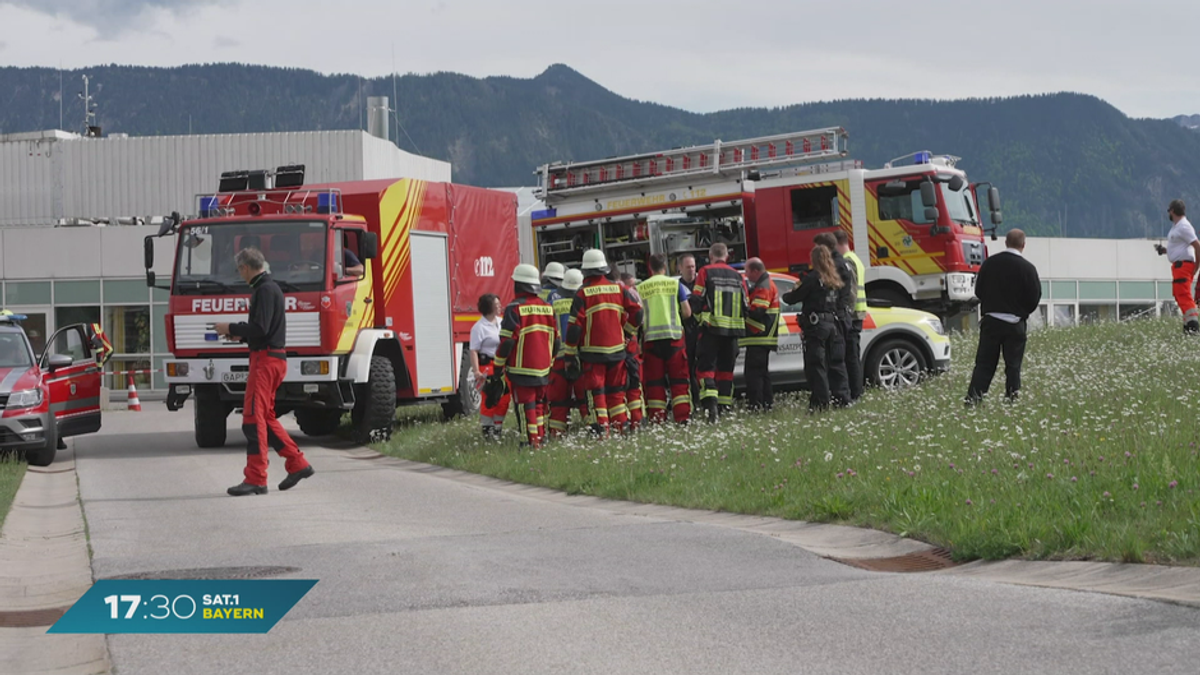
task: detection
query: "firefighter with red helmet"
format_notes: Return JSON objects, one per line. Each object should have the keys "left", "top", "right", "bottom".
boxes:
{"left": 563, "top": 250, "right": 642, "bottom": 437}
{"left": 492, "top": 264, "right": 558, "bottom": 448}
{"left": 547, "top": 268, "right": 584, "bottom": 437}
{"left": 637, "top": 253, "right": 693, "bottom": 424}
{"left": 690, "top": 242, "right": 748, "bottom": 423}
{"left": 742, "top": 257, "right": 780, "bottom": 411}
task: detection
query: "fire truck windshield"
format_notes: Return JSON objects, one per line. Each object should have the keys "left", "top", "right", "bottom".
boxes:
{"left": 173, "top": 221, "right": 328, "bottom": 295}
{"left": 941, "top": 182, "right": 978, "bottom": 226}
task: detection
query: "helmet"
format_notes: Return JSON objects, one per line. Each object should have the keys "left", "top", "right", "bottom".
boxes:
{"left": 561, "top": 268, "right": 584, "bottom": 292}
{"left": 542, "top": 261, "right": 566, "bottom": 284}
{"left": 580, "top": 249, "right": 610, "bottom": 274}
{"left": 512, "top": 263, "right": 541, "bottom": 286}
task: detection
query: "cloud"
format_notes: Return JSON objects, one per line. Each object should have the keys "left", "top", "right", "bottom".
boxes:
{"left": 4, "top": 0, "right": 222, "bottom": 34}
{"left": 213, "top": 35, "right": 238, "bottom": 49}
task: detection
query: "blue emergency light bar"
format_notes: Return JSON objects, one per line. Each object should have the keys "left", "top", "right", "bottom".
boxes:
{"left": 531, "top": 208, "right": 557, "bottom": 221}
{"left": 0, "top": 311, "right": 29, "bottom": 323}
{"left": 913, "top": 151, "right": 932, "bottom": 164}
{"left": 199, "top": 196, "right": 221, "bottom": 218}
{"left": 317, "top": 192, "right": 338, "bottom": 214}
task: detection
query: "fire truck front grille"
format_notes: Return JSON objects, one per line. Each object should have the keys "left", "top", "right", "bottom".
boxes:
{"left": 172, "top": 312, "right": 322, "bottom": 350}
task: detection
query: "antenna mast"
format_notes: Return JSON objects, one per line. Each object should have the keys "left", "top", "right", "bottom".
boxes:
{"left": 78, "top": 74, "right": 99, "bottom": 137}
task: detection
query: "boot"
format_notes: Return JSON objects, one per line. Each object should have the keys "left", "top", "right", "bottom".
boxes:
{"left": 704, "top": 398, "right": 718, "bottom": 424}
{"left": 227, "top": 482, "right": 267, "bottom": 497}
{"left": 1185, "top": 320, "right": 1199, "bottom": 336}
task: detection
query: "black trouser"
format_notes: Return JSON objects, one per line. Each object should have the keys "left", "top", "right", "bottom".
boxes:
{"left": 803, "top": 316, "right": 848, "bottom": 410}
{"left": 695, "top": 330, "right": 738, "bottom": 410}
{"left": 966, "top": 315, "right": 1028, "bottom": 401}
{"left": 845, "top": 319, "right": 864, "bottom": 400}
{"left": 828, "top": 319, "right": 853, "bottom": 406}
{"left": 684, "top": 321, "right": 700, "bottom": 413}
{"left": 744, "top": 345, "right": 774, "bottom": 410}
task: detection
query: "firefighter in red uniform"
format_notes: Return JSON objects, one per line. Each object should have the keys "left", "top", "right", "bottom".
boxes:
{"left": 619, "top": 272, "right": 645, "bottom": 432}
{"left": 493, "top": 264, "right": 558, "bottom": 448}
{"left": 742, "top": 258, "right": 780, "bottom": 411}
{"left": 215, "top": 247, "right": 313, "bottom": 496}
{"left": 563, "top": 250, "right": 642, "bottom": 437}
{"left": 637, "top": 254, "right": 693, "bottom": 424}
{"left": 690, "top": 242, "right": 748, "bottom": 423}
{"left": 547, "top": 269, "right": 584, "bottom": 438}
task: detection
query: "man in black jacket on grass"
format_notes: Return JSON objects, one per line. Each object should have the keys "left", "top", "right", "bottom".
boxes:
{"left": 965, "top": 229, "right": 1042, "bottom": 405}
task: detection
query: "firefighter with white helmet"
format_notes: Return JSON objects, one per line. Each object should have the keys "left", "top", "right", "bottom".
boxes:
{"left": 563, "top": 250, "right": 642, "bottom": 436}
{"left": 539, "top": 261, "right": 567, "bottom": 302}
{"left": 547, "top": 268, "right": 585, "bottom": 436}
{"left": 491, "top": 263, "right": 558, "bottom": 448}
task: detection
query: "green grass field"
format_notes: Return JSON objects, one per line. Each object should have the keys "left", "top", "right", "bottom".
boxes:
{"left": 375, "top": 318, "right": 1200, "bottom": 565}
{"left": 0, "top": 455, "right": 27, "bottom": 533}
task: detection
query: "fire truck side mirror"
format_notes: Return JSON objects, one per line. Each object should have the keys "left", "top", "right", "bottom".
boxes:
{"left": 987, "top": 186, "right": 1001, "bottom": 212}
{"left": 919, "top": 181, "right": 938, "bottom": 208}
{"left": 991, "top": 211, "right": 1003, "bottom": 226}
{"left": 360, "top": 232, "right": 379, "bottom": 260}
{"left": 924, "top": 207, "right": 939, "bottom": 222}
{"left": 143, "top": 236, "right": 155, "bottom": 270}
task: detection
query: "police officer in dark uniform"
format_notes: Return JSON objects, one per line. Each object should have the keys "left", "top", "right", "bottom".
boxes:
{"left": 814, "top": 233, "right": 854, "bottom": 406}
{"left": 781, "top": 245, "right": 849, "bottom": 411}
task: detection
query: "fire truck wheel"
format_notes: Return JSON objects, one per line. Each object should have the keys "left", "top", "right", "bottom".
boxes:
{"left": 25, "top": 418, "right": 58, "bottom": 467}
{"left": 865, "top": 338, "right": 928, "bottom": 390}
{"left": 194, "top": 385, "right": 229, "bottom": 448}
{"left": 441, "top": 348, "right": 480, "bottom": 420}
{"left": 295, "top": 409, "right": 344, "bottom": 437}
{"left": 351, "top": 356, "right": 396, "bottom": 444}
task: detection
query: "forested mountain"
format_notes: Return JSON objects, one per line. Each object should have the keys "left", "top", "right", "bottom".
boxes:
{"left": 3, "top": 63, "right": 1199, "bottom": 239}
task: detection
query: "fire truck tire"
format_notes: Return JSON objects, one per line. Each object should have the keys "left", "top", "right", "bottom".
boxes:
{"left": 865, "top": 338, "right": 928, "bottom": 390}
{"left": 441, "top": 347, "right": 479, "bottom": 420}
{"left": 194, "top": 385, "right": 229, "bottom": 448}
{"left": 351, "top": 356, "right": 396, "bottom": 444}
{"left": 25, "top": 418, "right": 58, "bottom": 467}
{"left": 295, "top": 409, "right": 344, "bottom": 437}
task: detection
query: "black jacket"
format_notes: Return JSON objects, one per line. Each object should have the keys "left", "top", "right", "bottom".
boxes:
{"left": 229, "top": 272, "right": 287, "bottom": 351}
{"left": 781, "top": 271, "right": 840, "bottom": 318}
{"left": 974, "top": 250, "right": 1041, "bottom": 319}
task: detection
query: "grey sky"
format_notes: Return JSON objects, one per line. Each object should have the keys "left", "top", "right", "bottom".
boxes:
{"left": 1, "top": 0, "right": 1196, "bottom": 119}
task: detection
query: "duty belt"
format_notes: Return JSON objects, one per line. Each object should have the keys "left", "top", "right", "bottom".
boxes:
{"left": 806, "top": 311, "right": 836, "bottom": 325}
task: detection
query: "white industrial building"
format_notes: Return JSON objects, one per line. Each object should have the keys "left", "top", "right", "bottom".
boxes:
{"left": 0, "top": 124, "right": 1181, "bottom": 397}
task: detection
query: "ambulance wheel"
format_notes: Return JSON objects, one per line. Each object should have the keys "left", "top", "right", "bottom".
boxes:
{"left": 351, "top": 356, "right": 396, "bottom": 444}
{"left": 441, "top": 348, "right": 479, "bottom": 420}
{"left": 868, "top": 287, "right": 912, "bottom": 309}
{"left": 194, "top": 385, "right": 228, "bottom": 448}
{"left": 25, "top": 418, "right": 58, "bottom": 467}
{"left": 866, "top": 338, "right": 927, "bottom": 390}
{"left": 295, "top": 409, "right": 344, "bottom": 437}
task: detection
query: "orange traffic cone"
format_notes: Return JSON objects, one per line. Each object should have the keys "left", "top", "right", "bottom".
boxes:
{"left": 126, "top": 374, "right": 142, "bottom": 412}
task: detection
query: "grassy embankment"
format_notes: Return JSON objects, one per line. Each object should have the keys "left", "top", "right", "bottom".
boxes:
{"left": 373, "top": 318, "right": 1200, "bottom": 564}
{"left": 0, "top": 455, "right": 26, "bottom": 532}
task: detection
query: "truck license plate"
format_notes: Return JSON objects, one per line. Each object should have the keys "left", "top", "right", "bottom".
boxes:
{"left": 222, "top": 372, "right": 248, "bottom": 383}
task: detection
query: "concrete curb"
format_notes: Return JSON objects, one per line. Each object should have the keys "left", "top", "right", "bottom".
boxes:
{"left": 351, "top": 446, "right": 1200, "bottom": 609}
{"left": 0, "top": 448, "right": 110, "bottom": 675}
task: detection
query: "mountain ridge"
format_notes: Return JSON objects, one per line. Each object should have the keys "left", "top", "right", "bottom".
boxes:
{"left": 2, "top": 62, "right": 1199, "bottom": 239}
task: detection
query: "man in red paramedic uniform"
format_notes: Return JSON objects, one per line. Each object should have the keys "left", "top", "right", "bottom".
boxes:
{"left": 215, "top": 247, "right": 313, "bottom": 496}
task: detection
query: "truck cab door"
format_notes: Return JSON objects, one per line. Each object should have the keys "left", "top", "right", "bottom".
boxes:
{"left": 40, "top": 323, "right": 110, "bottom": 438}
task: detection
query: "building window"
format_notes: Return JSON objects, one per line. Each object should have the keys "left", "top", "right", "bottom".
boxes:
{"left": 1050, "top": 280, "right": 1077, "bottom": 300}
{"left": 5, "top": 281, "right": 52, "bottom": 305}
{"left": 1158, "top": 281, "right": 1174, "bottom": 299}
{"left": 1040, "top": 280, "right": 1050, "bottom": 298}
{"left": 1028, "top": 305, "right": 1048, "bottom": 329}
{"left": 107, "top": 358, "right": 152, "bottom": 392}
{"left": 1119, "top": 304, "right": 1156, "bottom": 321}
{"left": 1079, "top": 303, "right": 1117, "bottom": 323}
{"left": 55, "top": 306, "right": 101, "bottom": 329}
{"left": 1118, "top": 281, "right": 1156, "bottom": 301}
{"left": 1078, "top": 281, "right": 1118, "bottom": 301}
{"left": 104, "top": 279, "right": 151, "bottom": 304}
{"left": 1052, "top": 305, "right": 1076, "bottom": 327}
{"left": 56, "top": 280, "right": 102, "bottom": 305}
{"left": 105, "top": 306, "right": 151, "bottom": 354}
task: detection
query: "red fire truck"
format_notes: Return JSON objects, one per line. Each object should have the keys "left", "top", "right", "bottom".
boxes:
{"left": 531, "top": 127, "right": 1002, "bottom": 318}
{"left": 145, "top": 168, "right": 518, "bottom": 447}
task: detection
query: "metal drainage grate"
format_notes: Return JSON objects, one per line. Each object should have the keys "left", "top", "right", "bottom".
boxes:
{"left": 0, "top": 606, "right": 70, "bottom": 628}
{"left": 831, "top": 547, "right": 956, "bottom": 573}
{"left": 104, "top": 565, "right": 301, "bottom": 581}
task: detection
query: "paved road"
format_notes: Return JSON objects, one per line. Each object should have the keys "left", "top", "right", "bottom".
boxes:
{"left": 74, "top": 408, "right": 1200, "bottom": 675}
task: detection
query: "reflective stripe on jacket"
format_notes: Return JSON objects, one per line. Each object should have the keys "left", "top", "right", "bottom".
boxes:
{"left": 565, "top": 276, "right": 644, "bottom": 362}
{"left": 495, "top": 294, "right": 558, "bottom": 383}
{"left": 845, "top": 250, "right": 867, "bottom": 316}
{"left": 691, "top": 263, "right": 747, "bottom": 336}
{"left": 742, "top": 274, "right": 780, "bottom": 348}
{"left": 638, "top": 275, "right": 685, "bottom": 342}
